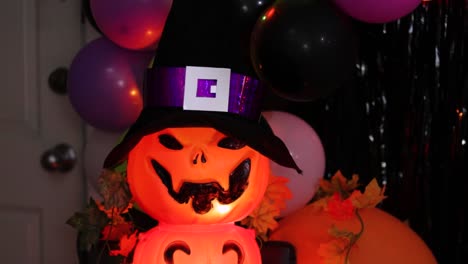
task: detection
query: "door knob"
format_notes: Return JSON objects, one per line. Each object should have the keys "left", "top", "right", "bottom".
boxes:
{"left": 41, "top": 143, "right": 77, "bottom": 173}
{"left": 48, "top": 67, "right": 68, "bottom": 95}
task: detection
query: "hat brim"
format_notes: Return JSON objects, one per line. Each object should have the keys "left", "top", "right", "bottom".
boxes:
{"left": 103, "top": 107, "right": 301, "bottom": 173}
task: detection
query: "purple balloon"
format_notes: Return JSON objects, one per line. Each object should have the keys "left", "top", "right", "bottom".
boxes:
{"left": 91, "top": 0, "right": 172, "bottom": 50}
{"left": 68, "top": 37, "right": 153, "bottom": 131}
{"left": 333, "top": 0, "right": 421, "bottom": 24}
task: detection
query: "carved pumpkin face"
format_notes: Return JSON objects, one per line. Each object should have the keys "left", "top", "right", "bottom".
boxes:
{"left": 132, "top": 224, "right": 261, "bottom": 264}
{"left": 127, "top": 127, "right": 270, "bottom": 224}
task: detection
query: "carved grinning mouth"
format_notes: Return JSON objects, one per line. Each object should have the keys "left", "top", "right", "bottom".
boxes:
{"left": 151, "top": 158, "right": 251, "bottom": 214}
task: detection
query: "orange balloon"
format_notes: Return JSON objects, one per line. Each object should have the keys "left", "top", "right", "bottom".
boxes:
{"left": 270, "top": 206, "right": 437, "bottom": 264}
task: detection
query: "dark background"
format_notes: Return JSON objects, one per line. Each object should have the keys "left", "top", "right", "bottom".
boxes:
{"left": 262, "top": 1, "right": 468, "bottom": 263}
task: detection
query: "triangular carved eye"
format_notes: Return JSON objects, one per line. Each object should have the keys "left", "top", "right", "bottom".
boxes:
{"left": 159, "top": 134, "right": 183, "bottom": 150}
{"left": 218, "top": 137, "right": 246, "bottom": 150}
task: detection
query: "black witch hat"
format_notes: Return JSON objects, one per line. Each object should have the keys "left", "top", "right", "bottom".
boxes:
{"left": 103, "top": 0, "right": 301, "bottom": 173}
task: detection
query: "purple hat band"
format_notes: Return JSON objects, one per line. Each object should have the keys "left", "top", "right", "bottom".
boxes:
{"left": 144, "top": 66, "right": 264, "bottom": 120}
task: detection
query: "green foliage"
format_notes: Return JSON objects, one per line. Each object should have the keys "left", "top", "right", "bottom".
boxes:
{"left": 66, "top": 198, "right": 109, "bottom": 251}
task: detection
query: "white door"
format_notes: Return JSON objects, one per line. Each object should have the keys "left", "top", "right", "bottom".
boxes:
{"left": 0, "top": 0, "right": 85, "bottom": 263}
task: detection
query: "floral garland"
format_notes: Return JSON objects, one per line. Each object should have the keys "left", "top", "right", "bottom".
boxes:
{"left": 67, "top": 167, "right": 385, "bottom": 264}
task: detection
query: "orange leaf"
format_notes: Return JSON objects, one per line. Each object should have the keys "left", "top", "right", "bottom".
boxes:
{"left": 331, "top": 171, "right": 348, "bottom": 190}
{"left": 319, "top": 179, "right": 335, "bottom": 194}
{"left": 348, "top": 174, "right": 360, "bottom": 191}
{"left": 326, "top": 193, "right": 355, "bottom": 221}
{"left": 242, "top": 199, "right": 280, "bottom": 235}
{"left": 109, "top": 231, "right": 138, "bottom": 257}
{"left": 265, "top": 175, "right": 292, "bottom": 210}
{"left": 317, "top": 237, "right": 351, "bottom": 264}
{"left": 311, "top": 196, "right": 330, "bottom": 212}
{"left": 350, "top": 178, "right": 386, "bottom": 208}
{"left": 95, "top": 200, "right": 131, "bottom": 225}
{"left": 320, "top": 171, "right": 360, "bottom": 197}
{"left": 100, "top": 223, "right": 132, "bottom": 241}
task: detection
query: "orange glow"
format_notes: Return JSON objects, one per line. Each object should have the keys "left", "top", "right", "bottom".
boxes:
{"left": 262, "top": 8, "right": 275, "bottom": 21}
{"left": 129, "top": 88, "right": 139, "bottom": 97}
{"left": 145, "top": 29, "right": 154, "bottom": 36}
{"left": 213, "top": 201, "right": 232, "bottom": 215}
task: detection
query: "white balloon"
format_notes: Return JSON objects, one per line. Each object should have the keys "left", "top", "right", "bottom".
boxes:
{"left": 263, "top": 111, "right": 326, "bottom": 217}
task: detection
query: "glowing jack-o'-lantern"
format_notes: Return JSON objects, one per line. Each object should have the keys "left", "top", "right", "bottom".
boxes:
{"left": 133, "top": 223, "right": 259, "bottom": 263}
{"left": 127, "top": 127, "right": 269, "bottom": 263}
{"left": 99, "top": 1, "right": 301, "bottom": 262}
{"left": 127, "top": 127, "right": 271, "bottom": 224}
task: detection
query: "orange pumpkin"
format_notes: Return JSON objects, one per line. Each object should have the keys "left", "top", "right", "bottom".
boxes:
{"left": 270, "top": 206, "right": 437, "bottom": 264}
{"left": 133, "top": 223, "right": 260, "bottom": 263}
{"left": 127, "top": 127, "right": 270, "bottom": 224}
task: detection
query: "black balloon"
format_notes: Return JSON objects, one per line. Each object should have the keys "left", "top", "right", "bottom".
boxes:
{"left": 230, "top": 0, "right": 277, "bottom": 77}
{"left": 251, "top": 0, "right": 358, "bottom": 102}
{"left": 233, "top": 0, "right": 276, "bottom": 23}
{"left": 82, "top": 0, "right": 102, "bottom": 34}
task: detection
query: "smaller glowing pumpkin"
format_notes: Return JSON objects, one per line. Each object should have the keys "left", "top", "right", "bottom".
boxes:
{"left": 132, "top": 223, "right": 260, "bottom": 264}
{"left": 127, "top": 127, "right": 271, "bottom": 224}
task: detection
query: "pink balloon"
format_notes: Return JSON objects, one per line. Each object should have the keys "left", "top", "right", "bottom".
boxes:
{"left": 68, "top": 37, "right": 153, "bottom": 131}
{"left": 333, "top": 0, "right": 421, "bottom": 24}
{"left": 91, "top": 0, "right": 173, "bottom": 50}
{"left": 263, "top": 111, "right": 325, "bottom": 217}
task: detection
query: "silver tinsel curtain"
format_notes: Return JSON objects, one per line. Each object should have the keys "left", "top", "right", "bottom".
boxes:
{"left": 264, "top": 0, "right": 468, "bottom": 263}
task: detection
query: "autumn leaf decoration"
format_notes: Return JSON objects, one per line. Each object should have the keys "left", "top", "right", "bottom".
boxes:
{"left": 109, "top": 231, "right": 138, "bottom": 257}
{"left": 240, "top": 174, "right": 292, "bottom": 241}
{"left": 66, "top": 166, "right": 138, "bottom": 261}
{"left": 314, "top": 171, "right": 386, "bottom": 264}
{"left": 67, "top": 164, "right": 293, "bottom": 261}
{"left": 67, "top": 163, "right": 383, "bottom": 264}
